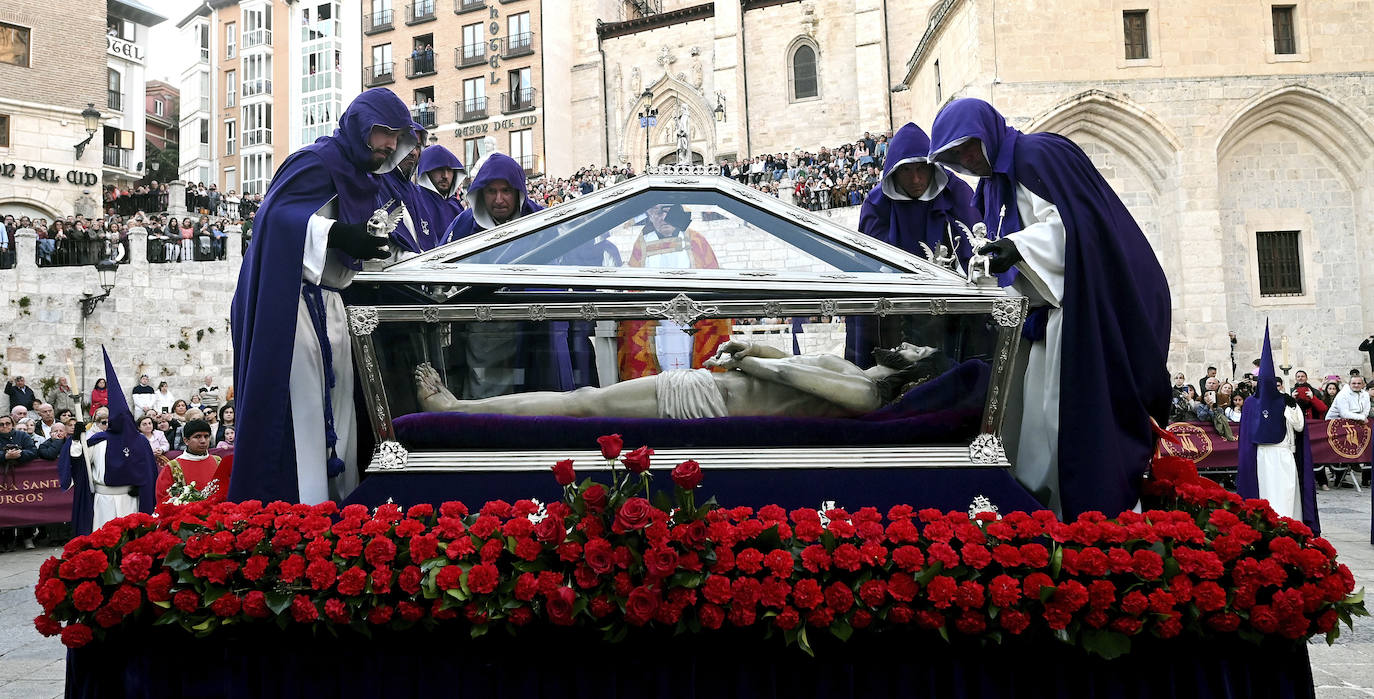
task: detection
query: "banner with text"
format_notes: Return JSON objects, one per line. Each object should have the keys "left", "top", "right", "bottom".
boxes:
{"left": 1161, "top": 419, "right": 1372, "bottom": 469}
{"left": 0, "top": 460, "right": 73, "bottom": 527}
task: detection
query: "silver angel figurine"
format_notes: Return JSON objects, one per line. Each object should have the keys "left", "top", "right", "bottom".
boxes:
{"left": 957, "top": 220, "right": 993, "bottom": 282}
{"left": 367, "top": 198, "right": 404, "bottom": 240}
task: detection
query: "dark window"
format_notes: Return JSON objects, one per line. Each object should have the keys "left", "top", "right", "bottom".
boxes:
{"left": 0, "top": 114, "right": 9, "bottom": 147}
{"left": 107, "top": 69, "right": 123, "bottom": 111}
{"left": 200, "top": 118, "right": 209, "bottom": 145}
{"left": 1272, "top": 5, "right": 1296, "bottom": 54}
{"left": 1123, "top": 10, "right": 1148, "bottom": 60}
{"left": 0, "top": 22, "right": 30, "bottom": 67}
{"left": 791, "top": 44, "right": 817, "bottom": 100}
{"left": 1256, "top": 230, "right": 1303, "bottom": 296}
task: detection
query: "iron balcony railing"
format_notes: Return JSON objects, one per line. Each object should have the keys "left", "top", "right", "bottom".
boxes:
{"left": 363, "top": 9, "right": 393, "bottom": 34}
{"left": 456, "top": 0, "right": 484, "bottom": 14}
{"left": 412, "top": 106, "right": 437, "bottom": 129}
{"left": 456, "top": 44, "right": 485, "bottom": 68}
{"left": 501, "top": 87, "right": 536, "bottom": 113}
{"left": 406, "top": 0, "right": 437, "bottom": 23}
{"left": 365, "top": 62, "right": 395, "bottom": 86}
{"left": 503, "top": 31, "right": 533, "bottom": 58}
{"left": 405, "top": 55, "right": 437, "bottom": 78}
{"left": 457, "top": 97, "right": 487, "bottom": 122}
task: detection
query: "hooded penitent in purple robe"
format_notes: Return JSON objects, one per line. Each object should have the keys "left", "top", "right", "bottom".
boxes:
{"left": 413, "top": 145, "right": 466, "bottom": 250}
{"left": 851, "top": 122, "right": 979, "bottom": 364}
{"left": 440, "top": 152, "right": 543, "bottom": 243}
{"left": 929, "top": 98, "right": 1171, "bottom": 519}
{"left": 377, "top": 149, "right": 425, "bottom": 253}
{"left": 1237, "top": 324, "right": 1320, "bottom": 534}
{"left": 230, "top": 88, "right": 416, "bottom": 504}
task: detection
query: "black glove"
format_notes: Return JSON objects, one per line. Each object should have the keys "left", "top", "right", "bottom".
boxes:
{"left": 327, "top": 221, "right": 390, "bottom": 260}
{"left": 980, "top": 238, "right": 1022, "bottom": 273}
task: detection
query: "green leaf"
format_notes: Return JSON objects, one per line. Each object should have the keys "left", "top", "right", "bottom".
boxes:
{"left": 264, "top": 591, "right": 293, "bottom": 615}
{"left": 162, "top": 548, "right": 190, "bottom": 572}
{"left": 830, "top": 619, "right": 853, "bottom": 642}
{"left": 914, "top": 561, "right": 944, "bottom": 585}
{"left": 797, "top": 627, "right": 814, "bottom": 657}
{"left": 151, "top": 600, "right": 171, "bottom": 609}
{"left": 152, "top": 612, "right": 179, "bottom": 625}
{"left": 1325, "top": 627, "right": 1342, "bottom": 645}
{"left": 191, "top": 619, "right": 213, "bottom": 632}
{"left": 1344, "top": 587, "right": 1365, "bottom": 606}
{"left": 652, "top": 490, "right": 673, "bottom": 514}
{"left": 937, "top": 626, "right": 950, "bottom": 643}
{"left": 470, "top": 624, "right": 489, "bottom": 639}
{"left": 752, "top": 525, "right": 783, "bottom": 551}
{"left": 1080, "top": 629, "right": 1132, "bottom": 660}
{"left": 1049, "top": 546, "right": 1063, "bottom": 578}
{"left": 202, "top": 586, "right": 227, "bottom": 604}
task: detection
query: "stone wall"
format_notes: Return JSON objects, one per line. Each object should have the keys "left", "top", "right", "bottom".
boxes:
{"left": 0, "top": 229, "right": 241, "bottom": 412}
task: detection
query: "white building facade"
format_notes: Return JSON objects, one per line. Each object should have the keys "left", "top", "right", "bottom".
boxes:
{"left": 104, "top": 0, "right": 166, "bottom": 189}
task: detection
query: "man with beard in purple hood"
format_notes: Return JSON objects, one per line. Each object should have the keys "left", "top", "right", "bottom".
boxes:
{"left": 414, "top": 144, "right": 466, "bottom": 247}
{"left": 230, "top": 88, "right": 418, "bottom": 504}
{"left": 928, "top": 98, "right": 1171, "bottom": 519}
{"left": 376, "top": 142, "right": 425, "bottom": 257}
{"left": 853, "top": 122, "right": 979, "bottom": 364}
{"left": 440, "top": 151, "right": 542, "bottom": 243}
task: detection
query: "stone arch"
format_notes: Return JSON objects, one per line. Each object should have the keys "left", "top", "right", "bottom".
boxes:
{"left": 1216, "top": 85, "right": 1374, "bottom": 190}
{"left": 0, "top": 196, "right": 62, "bottom": 221}
{"left": 785, "top": 35, "right": 821, "bottom": 102}
{"left": 622, "top": 74, "right": 717, "bottom": 170}
{"left": 1027, "top": 89, "right": 1181, "bottom": 195}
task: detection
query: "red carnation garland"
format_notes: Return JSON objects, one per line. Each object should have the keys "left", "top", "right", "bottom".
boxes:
{"left": 34, "top": 437, "right": 1368, "bottom": 658}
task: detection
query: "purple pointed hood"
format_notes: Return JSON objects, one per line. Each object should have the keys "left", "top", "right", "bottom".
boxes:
{"left": 1251, "top": 323, "right": 1289, "bottom": 444}
{"left": 86, "top": 347, "right": 157, "bottom": 514}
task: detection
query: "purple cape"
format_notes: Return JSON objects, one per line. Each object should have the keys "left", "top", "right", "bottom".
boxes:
{"left": 931, "top": 98, "right": 1172, "bottom": 519}
{"left": 440, "top": 152, "right": 542, "bottom": 244}
{"left": 413, "top": 145, "right": 466, "bottom": 250}
{"left": 230, "top": 88, "right": 415, "bottom": 504}
{"left": 57, "top": 439, "right": 93, "bottom": 535}
{"left": 1236, "top": 398, "right": 1321, "bottom": 535}
{"left": 74, "top": 348, "right": 158, "bottom": 520}
{"left": 852, "top": 122, "right": 979, "bottom": 363}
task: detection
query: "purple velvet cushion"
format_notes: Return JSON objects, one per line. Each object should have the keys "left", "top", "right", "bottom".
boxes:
{"left": 394, "top": 360, "right": 990, "bottom": 451}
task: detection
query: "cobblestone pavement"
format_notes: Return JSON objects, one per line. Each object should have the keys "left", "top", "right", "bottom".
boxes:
{"left": 1, "top": 486, "right": 1371, "bottom": 697}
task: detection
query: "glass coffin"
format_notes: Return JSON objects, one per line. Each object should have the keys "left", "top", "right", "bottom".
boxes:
{"left": 346, "top": 170, "right": 1027, "bottom": 471}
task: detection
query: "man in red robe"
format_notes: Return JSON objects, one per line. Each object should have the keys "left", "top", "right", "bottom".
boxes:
{"left": 617, "top": 204, "right": 732, "bottom": 379}
{"left": 155, "top": 420, "right": 232, "bottom": 505}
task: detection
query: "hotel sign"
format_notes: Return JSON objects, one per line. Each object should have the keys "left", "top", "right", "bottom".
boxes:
{"left": 107, "top": 36, "right": 145, "bottom": 64}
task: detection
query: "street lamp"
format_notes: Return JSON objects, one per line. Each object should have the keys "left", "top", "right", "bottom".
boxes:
{"left": 74, "top": 103, "right": 102, "bottom": 160}
{"left": 79, "top": 258, "right": 119, "bottom": 318}
{"left": 714, "top": 95, "right": 726, "bottom": 122}
{"left": 637, "top": 89, "right": 657, "bottom": 171}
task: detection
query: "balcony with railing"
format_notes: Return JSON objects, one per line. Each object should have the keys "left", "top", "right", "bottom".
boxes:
{"left": 365, "top": 62, "right": 395, "bottom": 87}
{"left": 503, "top": 31, "right": 534, "bottom": 58}
{"left": 457, "top": 97, "right": 487, "bottom": 123}
{"left": 405, "top": 54, "right": 437, "bottom": 79}
{"left": 501, "top": 87, "right": 536, "bottom": 114}
{"left": 511, "top": 154, "right": 534, "bottom": 171}
{"left": 107, "top": 91, "right": 123, "bottom": 112}
{"left": 103, "top": 146, "right": 131, "bottom": 170}
{"left": 243, "top": 28, "right": 272, "bottom": 48}
{"left": 243, "top": 128, "right": 272, "bottom": 147}
{"left": 406, "top": 0, "right": 437, "bottom": 24}
{"left": 456, "top": 44, "right": 485, "bottom": 68}
{"left": 412, "top": 106, "right": 437, "bottom": 129}
{"left": 455, "top": 0, "right": 485, "bottom": 14}
{"left": 242, "top": 79, "right": 273, "bottom": 98}
{"left": 363, "top": 8, "right": 393, "bottom": 34}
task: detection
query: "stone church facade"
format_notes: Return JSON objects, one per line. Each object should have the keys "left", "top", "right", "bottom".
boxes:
{"left": 897, "top": 0, "right": 1374, "bottom": 382}
{"left": 561, "top": 0, "right": 922, "bottom": 170}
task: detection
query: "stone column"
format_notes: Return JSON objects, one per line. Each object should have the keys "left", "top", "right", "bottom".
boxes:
{"left": 778, "top": 178, "right": 796, "bottom": 207}
{"left": 129, "top": 227, "right": 148, "bottom": 265}
{"left": 168, "top": 180, "right": 188, "bottom": 217}
{"left": 14, "top": 228, "right": 37, "bottom": 272}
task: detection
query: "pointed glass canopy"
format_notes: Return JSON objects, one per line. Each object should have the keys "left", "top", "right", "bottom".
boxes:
{"left": 363, "top": 171, "right": 991, "bottom": 297}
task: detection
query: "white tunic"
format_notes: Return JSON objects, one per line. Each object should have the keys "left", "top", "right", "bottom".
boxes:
{"left": 289, "top": 205, "right": 360, "bottom": 505}
{"left": 70, "top": 435, "right": 139, "bottom": 531}
{"left": 1003, "top": 185, "right": 1067, "bottom": 514}
{"left": 1256, "top": 404, "right": 1305, "bottom": 521}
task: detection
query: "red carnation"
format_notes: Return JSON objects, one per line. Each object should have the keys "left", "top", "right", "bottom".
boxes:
{"left": 118, "top": 553, "right": 153, "bottom": 583}
{"left": 33, "top": 614, "right": 62, "bottom": 637}
{"left": 72, "top": 581, "right": 104, "bottom": 612}
{"left": 467, "top": 563, "right": 500, "bottom": 594}
{"left": 290, "top": 595, "right": 319, "bottom": 623}
{"left": 926, "top": 575, "right": 957, "bottom": 609}
{"left": 699, "top": 602, "right": 725, "bottom": 629}
{"left": 242, "top": 591, "right": 270, "bottom": 618}
{"left": 305, "top": 559, "right": 337, "bottom": 591}
{"left": 547, "top": 586, "right": 577, "bottom": 626}
{"left": 60, "top": 549, "right": 110, "bottom": 580}
{"left": 824, "top": 582, "right": 855, "bottom": 613}
{"left": 858, "top": 579, "right": 888, "bottom": 608}
{"left": 435, "top": 565, "right": 463, "bottom": 592}
{"left": 108, "top": 584, "right": 142, "bottom": 615}
{"left": 60, "top": 623, "right": 94, "bottom": 649}
{"left": 278, "top": 554, "right": 306, "bottom": 583}
{"left": 173, "top": 590, "right": 200, "bottom": 613}
{"left": 597, "top": 434, "right": 624, "bottom": 460}
{"left": 888, "top": 572, "right": 918, "bottom": 602}
{"left": 210, "top": 593, "right": 241, "bottom": 617}
{"left": 988, "top": 575, "right": 1021, "bottom": 608}
{"left": 35, "top": 578, "right": 67, "bottom": 611}
{"left": 1019, "top": 543, "right": 1050, "bottom": 568}
{"left": 702, "top": 575, "right": 733, "bottom": 605}
{"left": 800, "top": 545, "right": 831, "bottom": 573}
{"left": 612, "top": 497, "right": 654, "bottom": 534}
{"left": 364, "top": 537, "right": 398, "bottom": 568}
{"left": 367, "top": 605, "right": 394, "bottom": 625}
{"left": 621, "top": 446, "right": 653, "bottom": 474}
{"left": 831, "top": 544, "right": 862, "bottom": 572}
{"left": 144, "top": 571, "right": 174, "bottom": 603}
{"left": 324, "top": 598, "right": 350, "bottom": 624}
{"left": 1131, "top": 549, "right": 1165, "bottom": 579}
{"left": 552, "top": 459, "right": 577, "bottom": 486}
{"left": 999, "top": 609, "right": 1031, "bottom": 635}
{"left": 773, "top": 606, "right": 801, "bottom": 631}
{"left": 792, "top": 579, "right": 823, "bottom": 609}
{"left": 961, "top": 544, "right": 993, "bottom": 570}
{"left": 671, "top": 460, "right": 703, "bottom": 490}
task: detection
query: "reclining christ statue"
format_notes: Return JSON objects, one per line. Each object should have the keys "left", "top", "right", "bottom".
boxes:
{"left": 414, "top": 340, "right": 951, "bottom": 419}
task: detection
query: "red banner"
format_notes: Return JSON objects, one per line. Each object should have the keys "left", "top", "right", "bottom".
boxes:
{"left": 0, "top": 460, "right": 74, "bottom": 527}
{"left": 1160, "top": 419, "right": 1372, "bottom": 469}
